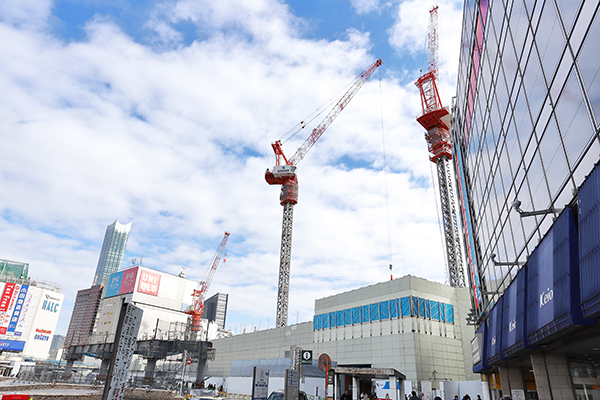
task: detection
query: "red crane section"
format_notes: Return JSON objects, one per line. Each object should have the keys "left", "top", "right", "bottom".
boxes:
{"left": 415, "top": 5, "right": 452, "bottom": 163}
{"left": 188, "top": 231, "right": 230, "bottom": 332}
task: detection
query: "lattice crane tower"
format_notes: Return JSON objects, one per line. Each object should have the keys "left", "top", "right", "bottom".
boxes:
{"left": 266, "top": 59, "right": 383, "bottom": 327}
{"left": 415, "top": 6, "right": 465, "bottom": 287}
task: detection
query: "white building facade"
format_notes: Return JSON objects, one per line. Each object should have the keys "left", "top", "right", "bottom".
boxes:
{"left": 207, "top": 276, "right": 483, "bottom": 400}
{"left": 0, "top": 281, "right": 64, "bottom": 361}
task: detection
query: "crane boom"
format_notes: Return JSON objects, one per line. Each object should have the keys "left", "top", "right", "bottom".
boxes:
{"left": 286, "top": 58, "right": 383, "bottom": 166}
{"left": 188, "top": 232, "right": 230, "bottom": 333}
{"left": 266, "top": 59, "right": 382, "bottom": 328}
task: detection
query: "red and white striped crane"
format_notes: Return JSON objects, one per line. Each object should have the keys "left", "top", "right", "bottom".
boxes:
{"left": 415, "top": 6, "right": 465, "bottom": 288}
{"left": 187, "top": 232, "right": 230, "bottom": 333}
{"left": 266, "top": 59, "right": 382, "bottom": 328}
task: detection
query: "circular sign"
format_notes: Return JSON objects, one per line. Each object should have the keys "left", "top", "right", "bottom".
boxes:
{"left": 317, "top": 353, "right": 331, "bottom": 372}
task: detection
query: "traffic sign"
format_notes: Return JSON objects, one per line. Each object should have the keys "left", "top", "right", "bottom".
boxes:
{"left": 301, "top": 350, "right": 312, "bottom": 365}
{"left": 187, "top": 358, "right": 191, "bottom": 365}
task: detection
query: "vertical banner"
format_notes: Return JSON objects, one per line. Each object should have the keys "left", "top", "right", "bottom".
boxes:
{"left": 0, "top": 284, "right": 18, "bottom": 334}
{"left": 102, "top": 303, "right": 143, "bottom": 400}
{"left": 15, "top": 290, "right": 34, "bottom": 336}
{"left": 7, "top": 285, "right": 28, "bottom": 334}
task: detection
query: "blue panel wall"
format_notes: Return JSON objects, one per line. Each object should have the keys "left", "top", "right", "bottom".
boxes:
{"left": 473, "top": 321, "right": 491, "bottom": 373}
{"left": 343, "top": 309, "right": 351, "bottom": 326}
{"left": 401, "top": 297, "right": 411, "bottom": 316}
{"left": 579, "top": 162, "right": 600, "bottom": 318}
{"left": 390, "top": 299, "right": 398, "bottom": 318}
{"left": 487, "top": 297, "right": 503, "bottom": 365}
{"left": 313, "top": 296, "right": 457, "bottom": 330}
{"left": 526, "top": 208, "right": 593, "bottom": 345}
{"left": 501, "top": 266, "right": 530, "bottom": 358}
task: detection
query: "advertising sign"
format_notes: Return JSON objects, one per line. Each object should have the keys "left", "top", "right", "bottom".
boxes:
{"left": 0, "top": 339, "right": 25, "bottom": 352}
{"left": 7, "top": 285, "right": 28, "bottom": 334}
{"left": 15, "top": 290, "right": 34, "bottom": 336}
{"left": 137, "top": 270, "right": 160, "bottom": 296}
{"left": 105, "top": 271, "right": 124, "bottom": 298}
{"left": 0, "top": 283, "right": 15, "bottom": 312}
{"left": 0, "top": 283, "right": 19, "bottom": 334}
{"left": 120, "top": 267, "right": 138, "bottom": 294}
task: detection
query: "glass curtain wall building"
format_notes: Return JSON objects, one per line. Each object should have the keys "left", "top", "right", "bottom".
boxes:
{"left": 92, "top": 220, "right": 132, "bottom": 287}
{"left": 452, "top": 0, "right": 600, "bottom": 398}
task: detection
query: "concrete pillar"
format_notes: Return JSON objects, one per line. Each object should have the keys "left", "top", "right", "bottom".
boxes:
{"left": 195, "top": 358, "right": 207, "bottom": 386}
{"left": 352, "top": 376, "right": 359, "bottom": 400}
{"left": 498, "top": 365, "right": 525, "bottom": 393}
{"left": 531, "top": 353, "right": 574, "bottom": 400}
{"left": 62, "top": 359, "right": 74, "bottom": 379}
{"left": 388, "top": 376, "right": 397, "bottom": 400}
{"left": 143, "top": 358, "right": 157, "bottom": 385}
{"left": 98, "top": 358, "right": 110, "bottom": 381}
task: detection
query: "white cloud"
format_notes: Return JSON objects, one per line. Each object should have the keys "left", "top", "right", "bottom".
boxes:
{"left": 0, "top": 0, "right": 457, "bottom": 334}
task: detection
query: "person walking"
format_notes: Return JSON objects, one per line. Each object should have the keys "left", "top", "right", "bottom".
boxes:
{"left": 408, "top": 391, "right": 421, "bottom": 400}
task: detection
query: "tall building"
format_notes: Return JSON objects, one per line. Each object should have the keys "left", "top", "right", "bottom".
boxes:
{"left": 92, "top": 220, "right": 132, "bottom": 287}
{"left": 204, "top": 293, "right": 228, "bottom": 329}
{"left": 452, "top": 0, "right": 600, "bottom": 399}
{"left": 63, "top": 284, "right": 103, "bottom": 350}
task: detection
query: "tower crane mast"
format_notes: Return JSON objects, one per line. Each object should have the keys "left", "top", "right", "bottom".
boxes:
{"left": 266, "top": 59, "right": 382, "bottom": 328}
{"left": 415, "top": 6, "right": 465, "bottom": 288}
{"left": 187, "top": 232, "right": 230, "bottom": 334}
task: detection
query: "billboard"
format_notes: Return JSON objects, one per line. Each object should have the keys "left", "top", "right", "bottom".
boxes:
{"left": 137, "top": 270, "right": 160, "bottom": 296}
{"left": 105, "top": 267, "right": 140, "bottom": 298}
{"left": 105, "top": 271, "right": 124, "bottom": 298}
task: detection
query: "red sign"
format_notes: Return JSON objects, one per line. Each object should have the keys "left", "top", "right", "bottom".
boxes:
{"left": 0, "top": 284, "right": 15, "bottom": 312}
{"left": 120, "top": 267, "right": 139, "bottom": 294}
{"left": 187, "top": 358, "right": 191, "bottom": 365}
{"left": 137, "top": 270, "right": 161, "bottom": 296}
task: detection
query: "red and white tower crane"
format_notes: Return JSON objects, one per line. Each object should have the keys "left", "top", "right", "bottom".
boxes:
{"left": 266, "top": 59, "right": 382, "bottom": 328}
{"left": 187, "top": 231, "right": 230, "bottom": 334}
{"left": 415, "top": 6, "right": 465, "bottom": 287}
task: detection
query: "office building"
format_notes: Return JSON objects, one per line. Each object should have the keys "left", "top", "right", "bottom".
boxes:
{"left": 452, "top": 0, "right": 600, "bottom": 399}
{"left": 63, "top": 284, "right": 103, "bottom": 350}
{"left": 92, "top": 220, "right": 132, "bottom": 287}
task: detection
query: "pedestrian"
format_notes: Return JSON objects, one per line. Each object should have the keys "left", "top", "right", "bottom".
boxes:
{"left": 462, "top": 395, "right": 471, "bottom": 400}
{"left": 408, "top": 391, "right": 421, "bottom": 400}
{"left": 361, "top": 392, "right": 366, "bottom": 400}
{"left": 434, "top": 397, "right": 442, "bottom": 400}
{"left": 342, "top": 390, "right": 351, "bottom": 400}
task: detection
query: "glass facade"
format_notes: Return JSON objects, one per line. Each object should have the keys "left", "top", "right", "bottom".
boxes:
{"left": 92, "top": 220, "right": 132, "bottom": 288}
{"left": 452, "top": 0, "right": 600, "bottom": 311}
{"left": 313, "top": 295, "right": 454, "bottom": 330}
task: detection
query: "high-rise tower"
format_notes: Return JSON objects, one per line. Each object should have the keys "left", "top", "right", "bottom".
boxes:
{"left": 92, "top": 220, "right": 132, "bottom": 287}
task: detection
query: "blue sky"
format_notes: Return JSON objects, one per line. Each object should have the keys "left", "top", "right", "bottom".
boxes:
{"left": 0, "top": 0, "right": 464, "bottom": 337}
